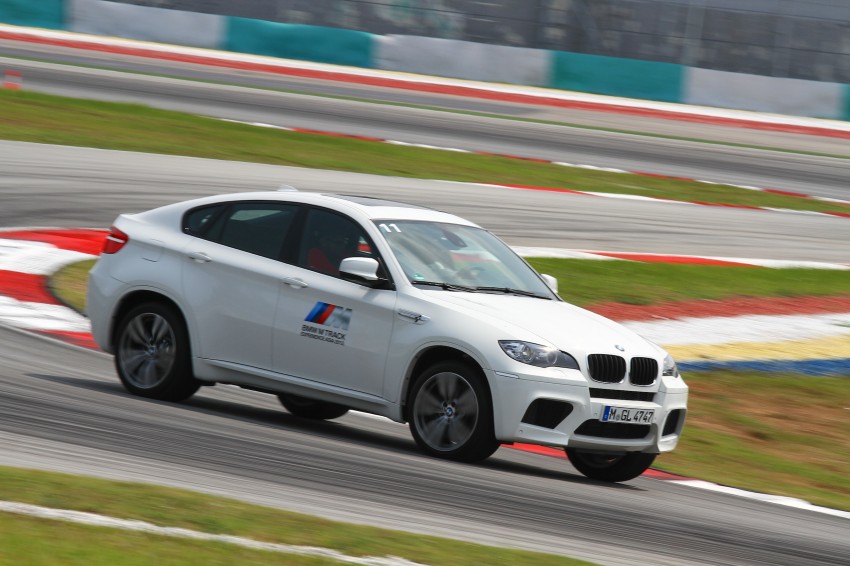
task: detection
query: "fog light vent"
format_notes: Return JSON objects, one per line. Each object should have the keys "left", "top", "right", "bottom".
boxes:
{"left": 662, "top": 409, "right": 685, "bottom": 436}
{"left": 521, "top": 399, "right": 574, "bottom": 429}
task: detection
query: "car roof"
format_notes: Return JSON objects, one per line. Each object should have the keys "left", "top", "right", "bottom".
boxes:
{"left": 164, "top": 190, "right": 481, "bottom": 227}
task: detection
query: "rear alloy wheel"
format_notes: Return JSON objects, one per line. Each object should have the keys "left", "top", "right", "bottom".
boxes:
{"left": 566, "top": 448, "right": 657, "bottom": 482}
{"left": 278, "top": 394, "right": 349, "bottom": 420}
{"left": 408, "top": 360, "right": 500, "bottom": 462}
{"left": 114, "top": 302, "right": 200, "bottom": 402}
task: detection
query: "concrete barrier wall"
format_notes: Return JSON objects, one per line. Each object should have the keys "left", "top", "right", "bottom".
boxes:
{"left": 375, "top": 35, "right": 549, "bottom": 86}
{"left": 0, "top": 0, "right": 63, "bottom": 29}
{"left": 67, "top": 0, "right": 221, "bottom": 49}
{"left": 684, "top": 68, "right": 845, "bottom": 120}
{"left": 844, "top": 85, "right": 850, "bottom": 122}
{"left": 225, "top": 17, "right": 373, "bottom": 69}
{"left": 1, "top": 0, "right": 848, "bottom": 121}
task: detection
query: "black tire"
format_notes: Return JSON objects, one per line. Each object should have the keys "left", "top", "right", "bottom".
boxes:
{"left": 278, "top": 394, "right": 349, "bottom": 420}
{"left": 114, "top": 302, "right": 200, "bottom": 402}
{"left": 566, "top": 448, "right": 657, "bottom": 482}
{"left": 408, "top": 360, "right": 500, "bottom": 462}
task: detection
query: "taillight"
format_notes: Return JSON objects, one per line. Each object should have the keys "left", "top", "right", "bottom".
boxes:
{"left": 102, "top": 226, "right": 129, "bottom": 254}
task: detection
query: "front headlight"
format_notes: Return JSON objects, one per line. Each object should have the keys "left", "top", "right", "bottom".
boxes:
{"left": 499, "top": 340, "right": 579, "bottom": 369}
{"left": 662, "top": 354, "right": 679, "bottom": 377}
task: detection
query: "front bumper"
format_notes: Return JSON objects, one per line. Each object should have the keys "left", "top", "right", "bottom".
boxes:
{"left": 489, "top": 368, "right": 687, "bottom": 453}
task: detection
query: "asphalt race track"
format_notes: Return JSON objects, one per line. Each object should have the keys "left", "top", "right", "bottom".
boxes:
{"left": 1, "top": 45, "right": 849, "bottom": 566}
{"left": 3, "top": 142, "right": 849, "bottom": 263}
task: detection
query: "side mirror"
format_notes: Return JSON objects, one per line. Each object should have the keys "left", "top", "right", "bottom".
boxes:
{"left": 541, "top": 274, "right": 558, "bottom": 294}
{"left": 340, "top": 257, "right": 387, "bottom": 288}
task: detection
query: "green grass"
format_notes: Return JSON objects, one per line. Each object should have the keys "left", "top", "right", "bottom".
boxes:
{"left": 0, "top": 466, "right": 592, "bottom": 566}
{"left": 656, "top": 371, "right": 850, "bottom": 511}
{"left": 2, "top": 90, "right": 850, "bottom": 215}
{"left": 524, "top": 259, "right": 850, "bottom": 307}
{"left": 49, "top": 259, "right": 96, "bottom": 314}
{"left": 0, "top": 514, "right": 341, "bottom": 566}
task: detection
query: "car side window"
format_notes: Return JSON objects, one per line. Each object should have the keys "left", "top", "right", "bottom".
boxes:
{"left": 297, "top": 209, "right": 375, "bottom": 277}
{"left": 183, "top": 205, "right": 224, "bottom": 237}
{"left": 198, "top": 202, "right": 297, "bottom": 260}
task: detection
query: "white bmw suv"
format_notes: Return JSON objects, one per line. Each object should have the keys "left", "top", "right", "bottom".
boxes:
{"left": 88, "top": 190, "right": 687, "bottom": 482}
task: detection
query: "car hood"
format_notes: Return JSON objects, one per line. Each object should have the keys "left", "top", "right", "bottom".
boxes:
{"left": 431, "top": 292, "right": 661, "bottom": 359}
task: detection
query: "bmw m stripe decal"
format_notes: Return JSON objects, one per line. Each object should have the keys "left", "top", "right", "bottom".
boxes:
{"left": 306, "top": 302, "right": 335, "bottom": 325}
{"left": 305, "top": 302, "right": 353, "bottom": 331}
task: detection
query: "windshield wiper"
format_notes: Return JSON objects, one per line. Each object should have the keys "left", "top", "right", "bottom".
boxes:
{"left": 412, "top": 280, "right": 477, "bottom": 292}
{"left": 473, "top": 286, "right": 552, "bottom": 299}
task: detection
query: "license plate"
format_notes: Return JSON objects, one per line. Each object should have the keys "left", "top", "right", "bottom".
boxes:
{"left": 601, "top": 406, "right": 654, "bottom": 424}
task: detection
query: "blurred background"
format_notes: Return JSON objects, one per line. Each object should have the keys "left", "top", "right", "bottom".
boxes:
{"left": 109, "top": 0, "right": 850, "bottom": 82}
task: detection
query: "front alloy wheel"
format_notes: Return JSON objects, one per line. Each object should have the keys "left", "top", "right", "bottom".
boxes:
{"left": 566, "top": 448, "right": 657, "bottom": 483}
{"left": 409, "top": 361, "right": 499, "bottom": 462}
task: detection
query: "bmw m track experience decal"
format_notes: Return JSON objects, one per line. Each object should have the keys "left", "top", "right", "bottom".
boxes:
{"left": 301, "top": 302, "right": 352, "bottom": 345}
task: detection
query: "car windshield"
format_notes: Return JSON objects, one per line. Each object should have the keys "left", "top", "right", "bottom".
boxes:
{"left": 375, "top": 220, "right": 555, "bottom": 298}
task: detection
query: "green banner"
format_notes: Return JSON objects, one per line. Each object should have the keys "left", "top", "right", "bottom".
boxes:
{"left": 225, "top": 18, "right": 373, "bottom": 69}
{"left": 551, "top": 51, "right": 684, "bottom": 103}
{"left": 0, "top": 0, "right": 64, "bottom": 29}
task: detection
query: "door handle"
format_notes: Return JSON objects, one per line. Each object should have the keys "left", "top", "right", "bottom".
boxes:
{"left": 187, "top": 251, "right": 212, "bottom": 263}
{"left": 281, "top": 277, "right": 308, "bottom": 288}
{"left": 398, "top": 309, "right": 429, "bottom": 324}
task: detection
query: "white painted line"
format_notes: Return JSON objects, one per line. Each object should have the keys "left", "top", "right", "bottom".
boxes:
{"left": 728, "top": 258, "right": 850, "bottom": 270}
{"left": 820, "top": 196, "right": 850, "bottom": 205}
{"left": 670, "top": 481, "right": 850, "bottom": 520}
{"left": 385, "top": 140, "right": 470, "bottom": 152}
{"left": 511, "top": 247, "right": 627, "bottom": 261}
{"left": 554, "top": 162, "right": 627, "bottom": 173}
{"left": 0, "top": 501, "right": 426, "bottom": 565}
{"left": 763, "top": 207, "right": 832, "bottom": 217}
{"left": 582, "top": 192, "right": 693, "bottom": 204}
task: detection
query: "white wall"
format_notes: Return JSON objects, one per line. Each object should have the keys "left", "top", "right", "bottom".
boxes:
{"left": 684, "top": 68, "right": 845, "bottom": 120}
{"left": 67, "top": 0, "right": 222, "bottom": 49}
{"left": 375, "top": 35, "right": 549, "bottom": 87}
